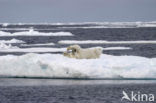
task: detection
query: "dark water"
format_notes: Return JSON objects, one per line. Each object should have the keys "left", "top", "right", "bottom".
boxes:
{"left": 0, "top": 78, "right": 156, "bottom": 103}
{"left": 0, "top": 24, "right": 156, "bottom": 57}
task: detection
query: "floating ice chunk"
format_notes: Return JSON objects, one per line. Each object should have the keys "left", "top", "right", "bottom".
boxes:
{"left": 0, "top": 29, "right": 74, "bottom": 36}
{"left": 2, "top": 23, "right": 9, "bottom": 27}
{"left": 103, "top": 47, "right": 131, "bottom": 50}
{"left": 0, "top": 53, "right": 156, "bottom": 78}
{"left": 0, "top": 47, "right": 66, "bottom": 52}
{"left": 0, "top": 38, "right": 25, "bottom": 43}
{"left": 0, "top": 43, "right": 19, "bottom": 49}
{"left": 58, "top": 40, "right": 156, "bottom": 44}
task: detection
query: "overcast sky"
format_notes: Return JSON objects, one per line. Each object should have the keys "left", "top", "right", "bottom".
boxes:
{"left": 0, "top": 0, "right": 156, "bottom": 23}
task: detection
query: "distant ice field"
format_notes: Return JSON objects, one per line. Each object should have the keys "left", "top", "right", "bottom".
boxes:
{"left": 0, "top": 22, "right": 156, "bottom": 58}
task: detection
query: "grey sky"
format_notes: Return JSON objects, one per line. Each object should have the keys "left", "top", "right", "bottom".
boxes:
{"left": 0, "top": 0, "right": 156, "bottom": 23}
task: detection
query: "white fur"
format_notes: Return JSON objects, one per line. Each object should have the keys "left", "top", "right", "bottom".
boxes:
{"left": 63, "top": 45, "right": 102, "bottom": 59}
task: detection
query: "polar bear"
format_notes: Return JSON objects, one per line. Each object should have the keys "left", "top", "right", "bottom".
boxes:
{"left": 63, "top": 45, "right": 102, "bottom": 59}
